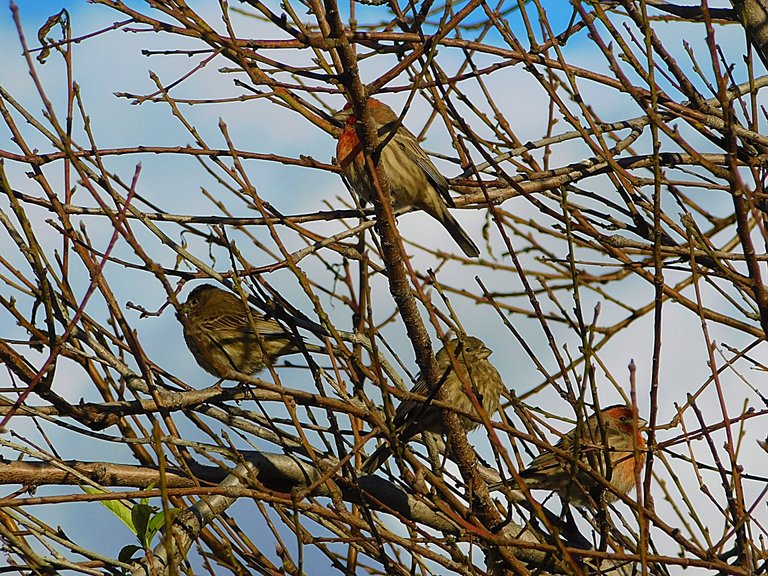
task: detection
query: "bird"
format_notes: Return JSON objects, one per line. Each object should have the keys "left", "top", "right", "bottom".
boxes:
{"left": 511, "top": 404, "right": 647, "bottom": 507}
{"left": 176, "top": 284, "right": 302, "bottom": 377}
{"left": 334, "top": 98, "right": 480, "bottom": 258}
{"left": 362, "top": 336, "right": 504, "bottom": 473}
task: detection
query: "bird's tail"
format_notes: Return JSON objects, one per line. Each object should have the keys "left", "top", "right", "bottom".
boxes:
{"left": 360, "top": 443, "right": 393, "bottom": 475}
{"left": 431, "top": 205, "right": 480, "bottom": 258}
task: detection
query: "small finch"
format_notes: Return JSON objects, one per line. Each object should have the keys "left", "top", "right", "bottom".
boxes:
{"left": 334, "top": 98, "right": 480, "bottom": 258}
{"left": 177, "top": 284, "right": 302, "bottom": 377}
{"left": 362, "top": 336, "right": 504, "bottom": 473}
{"left": 513, "top": 405, "right": 647, "bottom": 507}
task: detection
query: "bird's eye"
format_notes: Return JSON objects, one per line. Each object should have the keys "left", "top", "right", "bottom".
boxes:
{"left": 465, "top": 346, "right": 472, "bottom": 353}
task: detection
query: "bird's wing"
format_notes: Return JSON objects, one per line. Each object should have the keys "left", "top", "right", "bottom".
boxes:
{"left": 521, "top": 451, "right": 561, "bottom": 478}
{"left": 391, "top": 357, "right": 460, "bottom": 427}
{"left": 395, "top": 128, "right": 455, "bottom": 208}
{"left": 522, "top": 432, "right": 575, "bottom": 477}
{"left": 391, "top": 375, "right": 430, "bottom": 427}
{"left": 201, "top": 312, "right": 284, "bottom": 336}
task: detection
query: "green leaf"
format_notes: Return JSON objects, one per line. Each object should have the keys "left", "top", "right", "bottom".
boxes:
{"left": 81, "top": 486, "right": 136, "bottom": 535}
{"left": 144, "top": 508, "right": 180, "bottom": 545}
{"left": 140, "top": 482, "right": 156, "bottom": 507}
{"left": 131, "top": 503, "right": 157, "bottom": 548}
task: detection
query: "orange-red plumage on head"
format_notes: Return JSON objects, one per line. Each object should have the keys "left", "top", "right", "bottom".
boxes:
{"left": 602, "top": 405, "right": 646, "bottom": 442}
{"left": 334, "top": 97, "right": 480, "bottom": 258}
{"left": 338, "top": 97, "right": 387, "bottom": 115}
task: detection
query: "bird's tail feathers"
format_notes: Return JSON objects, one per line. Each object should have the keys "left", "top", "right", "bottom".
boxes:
{"left": 432, "top": 205, "right": 480, "bottom": 258}
{"left": 360, "top": 444, "right": 392, "bottom": 475}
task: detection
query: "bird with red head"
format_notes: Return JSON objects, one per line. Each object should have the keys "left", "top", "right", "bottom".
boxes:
{"left": 334, "top": 99, "right": 480, "bottom": 258}
{"left": 510, "top": 404, "right": 647, "bottom": 508}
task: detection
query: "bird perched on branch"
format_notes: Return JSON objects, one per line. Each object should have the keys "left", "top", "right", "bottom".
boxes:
{"left": 362, "top": 336, "right": 504, "bottom": 473}
{"left": 177, "top": 284, "right": 305, "bottom": 377}
{"left": 508, "top": 404, "right": 647, "bottom": 507}
{"left": 334, "top": 98, "right": 480, "bottom": 258}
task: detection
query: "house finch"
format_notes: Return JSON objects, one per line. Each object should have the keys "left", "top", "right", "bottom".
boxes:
{"left": 362, "top": 336, "right": 504, "bottom": 473}
{"left": 334, "top": 98, "right": 480, "bottom": 258}
{"left": 511, "top": 405, "right": 647, "bottom": 507}
{"left": 176, "top": 284, "right": 302, "bottom": 377}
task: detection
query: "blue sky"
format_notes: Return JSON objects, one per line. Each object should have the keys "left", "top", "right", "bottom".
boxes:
{"left": 0, "top": 1, "right": 765, "bottom": 573}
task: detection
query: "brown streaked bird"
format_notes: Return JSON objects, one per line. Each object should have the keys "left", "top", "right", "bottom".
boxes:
{"left": 512, "top": 404, "right": 647, "bottom": 507}
{"left": 177, "top": 284, "right": 301, "bottom": 377}
{"left": 335, "top": 98, "right": 480, "bottom": 258}
{"left": 362, "top": 336, "right": 504, "bottom": 474}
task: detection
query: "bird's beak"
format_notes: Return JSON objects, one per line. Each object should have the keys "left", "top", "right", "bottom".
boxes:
{"left": 480, "top": 346, "right": 492, "bottom": 359}
{"left": 637, "top": 417, "right": 649, "bottom": 430}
